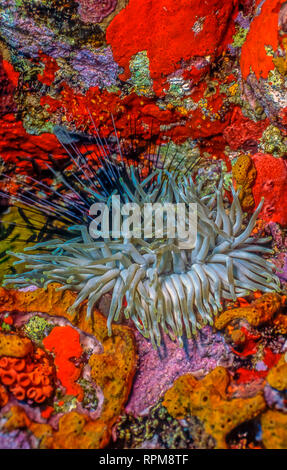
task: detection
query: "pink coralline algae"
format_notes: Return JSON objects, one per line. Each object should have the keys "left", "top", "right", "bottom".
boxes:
{"left": 77, "top": 0, "right": 118, "bottom": 23}
{"left": 274, "top": 254, "right": 287, "bottom": 284}
{"left": 266, "top": 223, "right": 287, "bottom": 284}
{"left": 0, "top": 430, "right": 31, "bottom": 449}
{"left": 264, "top": 383, "right": 287, "bottom": 412}
{"left": 71, "top": 48, "right": 119, "bottom": 89}
{"left": 125, "top": 326, "right": 234, "bottom": 416}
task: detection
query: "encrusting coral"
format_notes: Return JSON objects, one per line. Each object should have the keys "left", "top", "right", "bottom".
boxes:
{"left": 24, "top": 315, "right": 54, "bottom": 344}
{"left": 214, "top": 292, "right": 284, "bottom": 330}
{"left": 0, "top": 331, "right": 33, "bottom": 357}
{"left": 43, "top": 325, "right": 84, "bottom": 400}
{"left": 162, "top": 367, "right": 266, "bottom": 448}
{"left": 261, "top": 410, "right": 287, "bottom": 449}
{"left": 2, "top": 405, "right": 110, "bottom": 449}
{"left": 232, "top": 154, "right": 256, "bottom": 212}
{"left": 0, "top": 346, "right": 55, "bottom": 404}
{"left": 272, "top": 312, "right": 287, "bottom": 334}
{"left": 0, "top": 283, "right": 137, "bottom": 448}
{"left": 266, "top": 354, "right": 287, "bottom": 391}
{"left": 0, "top": 384, "right": 8, "bottom": 408}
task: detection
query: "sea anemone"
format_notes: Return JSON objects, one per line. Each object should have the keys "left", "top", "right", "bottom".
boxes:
{"left": 2, "top": 127, "right": 280, "bottom": 347}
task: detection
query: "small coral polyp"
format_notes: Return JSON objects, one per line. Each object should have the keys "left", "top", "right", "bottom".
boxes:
{"left": 5, "top": 166, "right": 280, "bottom": 348}
{"left": 0, "top": 347, "right": 55, "bottom": 404}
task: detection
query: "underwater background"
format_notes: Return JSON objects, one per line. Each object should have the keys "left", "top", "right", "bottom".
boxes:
{"left": 1, "top": 0, "right": 287, "bottom": 450}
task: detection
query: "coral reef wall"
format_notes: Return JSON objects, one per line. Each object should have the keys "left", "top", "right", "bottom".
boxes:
{"left": 1, "top": 0, "right": 287, "bottom": 222}
{"left": 0, "top": 1, "right": 285, "bottom": 170}
{"left": 1, "top": 0, "right": 287, "bottom": 451}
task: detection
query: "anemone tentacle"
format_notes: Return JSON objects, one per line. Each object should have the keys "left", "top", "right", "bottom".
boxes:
{"left": 4, "top": 165, "right": 280, "bottom": 348}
